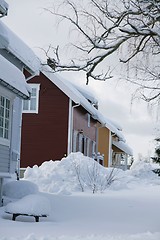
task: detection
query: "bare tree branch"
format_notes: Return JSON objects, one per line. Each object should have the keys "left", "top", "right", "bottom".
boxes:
{"left": 43, "top": 0, "right": 160, "bottom": 101}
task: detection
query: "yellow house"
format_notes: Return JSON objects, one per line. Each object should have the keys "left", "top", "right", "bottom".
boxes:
{"left": 97, "top": 117, "right": 133, "bottom": 170}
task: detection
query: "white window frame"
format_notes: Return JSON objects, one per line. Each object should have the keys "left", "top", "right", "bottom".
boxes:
{"left": 23, "top": 84, "right": 40, "bottom": 114}
{"left": 0, "top": 87, "right": 14, "bottom": 146}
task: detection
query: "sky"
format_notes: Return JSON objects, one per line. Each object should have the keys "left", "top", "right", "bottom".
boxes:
{"left": 1, "top": 0, "right": 158, "bottom": 160}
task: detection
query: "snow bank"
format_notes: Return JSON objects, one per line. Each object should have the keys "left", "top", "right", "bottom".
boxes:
{"left": 5, "top": 194, "right": 50, "bottom": 216}
{"left": 1, "top": 154, "right": 160, "bottom": 239}
{"left": 24, "top": 152, "right": 121, "bottom": 194}
{"left": 24, "top": 153, "right": 160, "bottom": 194}
{"left": 130, "top": 160, "right": 156, "bottom": 178}
{"left": 3, "top": 180, "right": 39, "bottom": 199}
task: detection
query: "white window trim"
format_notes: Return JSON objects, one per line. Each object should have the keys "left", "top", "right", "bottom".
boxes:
{"left": 23, "top": 84, "right": 40, "bottom": 114}
{"left": 0, "top": 87, "right": 14, "bottom": 147}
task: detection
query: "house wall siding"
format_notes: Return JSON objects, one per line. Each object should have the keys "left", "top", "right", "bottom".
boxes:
{"left": 72, "top": 106, "right": 97, "bottom": 158}
{"left": 20, "top": 73, "right": 69, "bottom": 168}
{"left": 98, "top": 127, "right": 110, "bottom": 167}
{"left": 73, "top": 106, "right": 97, "bottom": 142}
{"left": 0, "top": 145, "right": 10, "bottom": 172}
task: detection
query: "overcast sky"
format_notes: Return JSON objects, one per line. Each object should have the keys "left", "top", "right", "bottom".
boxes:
{"left": 2, "top": 0, "right": 158, "bottom": 160}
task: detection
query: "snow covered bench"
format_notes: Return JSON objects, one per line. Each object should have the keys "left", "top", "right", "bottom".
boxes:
{"left": 5, "top": 194, "right": 50, "bottom": 222}
{"left": 6, "top": 212, "right": 47, "bottom": 222}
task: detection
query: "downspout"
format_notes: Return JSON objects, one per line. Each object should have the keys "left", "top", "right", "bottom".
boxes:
{"left": 67, "top": 99, "right": 80, "bottom": 155}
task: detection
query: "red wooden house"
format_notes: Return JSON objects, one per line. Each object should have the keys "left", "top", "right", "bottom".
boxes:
{"left": 20, "top": 70, "right": 104, "bottom": 168}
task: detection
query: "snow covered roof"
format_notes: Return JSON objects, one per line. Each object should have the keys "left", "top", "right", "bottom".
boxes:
{"left": 42, "top": 69, "right": 104, "bottom": 123}
{"left": 0, "top": 55, "right": 31, "bottom": 99}
{"left": 72, "top": 84, "right": 98, "bottom": 105}
{"left": 0, "top": 0, "right": 8, "bottom": 17}
{"left": 113, "top": 140, "right": 133, "bottom": 156}
{"left": 41, "top": 68, "right": 132, "bottom": 152}
{"left": 93, "top": 109, "right": 125, "bottom": 140}
{"left": 0, "top": 21, "right": 40, "bottom": 75}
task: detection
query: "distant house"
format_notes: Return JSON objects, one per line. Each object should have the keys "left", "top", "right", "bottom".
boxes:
{"left": 20, "top": 70, "right": 104, "bottom": 168}
{"left": 97, "top": 118, "right": 133, "bottom": 170}
{"left": 59, "top": 84, "right": 133, "bottom": 169}
{"left": 0, "top": 15, "right": 40, "bottom": 205}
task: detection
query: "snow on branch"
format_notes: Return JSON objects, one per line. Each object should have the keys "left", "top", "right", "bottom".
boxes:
{"left": 43, "top": 0, "right": 160, "bottom": 100}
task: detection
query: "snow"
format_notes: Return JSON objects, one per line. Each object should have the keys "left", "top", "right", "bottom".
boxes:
{"left": 5, "top": 194, "right": 50, "bottom": 216}
{"left": 73, "top": 84, "right": 98, "bottom": 105}
{"left": 113, "top": 140, "right": 133, "bottom": 155}
{"left": 0, "top": 21, "right": 40, "bottom": 74}
{"left": 0, "top": 153, "right": 160, "bottom": 240}
{"left": 0, "top": 55, "right": 31, "bottom": 99}
{"left": 3, "top": 180, "right": 39, "bottom": 199}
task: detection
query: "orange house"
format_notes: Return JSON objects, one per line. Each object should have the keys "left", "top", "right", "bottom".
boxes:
{"left": 98, "top": 117, "right": 133, "bottom": 169}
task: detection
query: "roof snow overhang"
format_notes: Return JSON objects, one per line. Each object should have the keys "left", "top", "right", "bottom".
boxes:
{"left": 112, "top": 140, "right": 133, "bottom": 156}
{"left": 0, "top": 21, "right": 40, "bottom": 75}
{"left": 72, "top": 84, "right": 98, "bottom": 106}
{"left": 0, "top": 55, "right": 31, "bottom": 99}
{"left": 0, "top": 0, "right": 8, "bottom": 17}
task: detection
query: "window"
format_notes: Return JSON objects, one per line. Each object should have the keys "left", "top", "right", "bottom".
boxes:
{"left": 72, "top": 130, "right": 94, "bottom": 158}
{"left": 23, "top": 84, "right": 40, "bottom": 113}
{"left": 0, "top": 96, "right": 10, "bottom": 140}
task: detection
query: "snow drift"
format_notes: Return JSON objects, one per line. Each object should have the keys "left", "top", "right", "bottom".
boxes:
{"left": 24, "top": 152, "right": 160, "bottom": 194}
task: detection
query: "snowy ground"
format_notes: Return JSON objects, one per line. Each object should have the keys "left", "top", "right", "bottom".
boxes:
{"left": 0, "top": 153, "right": 160, "bottom": 240}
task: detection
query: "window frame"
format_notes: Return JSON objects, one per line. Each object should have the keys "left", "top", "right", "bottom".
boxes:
{"left": 0, "top": 87, "right": 13, "bottom": 146}
{"left": 23, "top": 84, "right": 40, "bottom": 114}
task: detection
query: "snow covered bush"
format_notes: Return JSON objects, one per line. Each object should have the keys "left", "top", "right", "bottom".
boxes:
{"left": 24, "top": 153, "right": 119, "bottom": 194}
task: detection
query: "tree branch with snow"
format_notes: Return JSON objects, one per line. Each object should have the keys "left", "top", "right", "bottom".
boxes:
{"left": 43, "top": 0, "right": 160, "bottom": 102}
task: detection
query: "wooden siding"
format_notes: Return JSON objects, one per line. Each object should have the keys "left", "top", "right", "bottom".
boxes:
{"left": 98, "top": 127, "right": 110, "bottom": 167}
{"left": 20, "top": 72, "right": 69, "bottom": 168}
{"left": 73, "top": 106, "right": 97, "bottom": 141}
{"left": 0, "top": 145, "right": 10, "bottom": 172}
